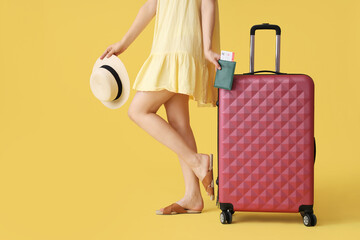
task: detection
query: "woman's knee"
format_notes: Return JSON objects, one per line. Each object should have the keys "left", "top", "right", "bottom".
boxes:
{"left": 127, "top": 94, "right": 148, "bottom": 121}
{"left": 128, "top": 90, "right": 173, "bottom": 121}
{"left": 127, "top": 104, "right": 142, "bottom": 122}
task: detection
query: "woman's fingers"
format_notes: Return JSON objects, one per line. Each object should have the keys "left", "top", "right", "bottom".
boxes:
{"left": 214, "top": 53, "right": 221, "bottom": 70}
{"left": 99, "top": 46, "right": 115, "bottom": 60}
{"left": 213, "top": 57, "right": 221, "bottom": 70}
{"left": 207, "top": 51, "right": 221, "bottom": 70}
{"left": 215, "top": 53, "right": 221, "bottom": 61}
{"left": 100, "top": 47, "right": 110, "bottom": 60}
{"left": 99, "top": 50, "right": 107, "bottom": 60}
{"left": 106, "top": 48, "right": 114, "bottom": 58}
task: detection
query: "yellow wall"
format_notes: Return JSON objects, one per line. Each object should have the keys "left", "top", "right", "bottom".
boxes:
{"left": 0, "top": 0, "right": 359, "bottom": 239}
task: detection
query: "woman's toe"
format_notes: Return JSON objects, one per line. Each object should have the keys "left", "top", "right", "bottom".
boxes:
{"left": 155, "top": 208, "right": 164, "bottom": 214}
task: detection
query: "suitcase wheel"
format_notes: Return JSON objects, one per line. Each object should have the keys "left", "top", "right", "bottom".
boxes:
{"left": 220, "top": 209, "right": 233, "bottom": 224}
{"left": 303, "top": 213, "right": 317, "bottom": 227}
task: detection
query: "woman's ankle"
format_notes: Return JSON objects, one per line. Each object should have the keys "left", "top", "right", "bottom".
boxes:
{"left": 183, "top": 190, "right": 202, "bottom": 200}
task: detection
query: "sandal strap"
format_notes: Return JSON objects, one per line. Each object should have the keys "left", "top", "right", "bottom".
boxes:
{"left": 201, "top": 169, "right": 214, "bottom": 196}
{"left": 163, "top": 203, "right": 188, "bottom": 214}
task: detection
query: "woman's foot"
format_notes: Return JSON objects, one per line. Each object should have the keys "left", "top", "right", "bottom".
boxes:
{"left": 176, "top": 194, "right": 204, "bottom": 211}
{"left": 192, "top": 153, "right": 214, "bottom": 199}
{"left": 192, "top": 153, "right": 211, "bottom": 181}
{"left": 156, "top": 153, "right": 213, "bottom": 214}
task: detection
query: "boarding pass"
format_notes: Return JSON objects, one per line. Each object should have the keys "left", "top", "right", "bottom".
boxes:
{"left": 220, "top": 50, "right": 235, "bottom": 61}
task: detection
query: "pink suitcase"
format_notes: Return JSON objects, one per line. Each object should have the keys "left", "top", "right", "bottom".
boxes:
{"left": 216, "top": 23, "right": 317, "bottom": 226}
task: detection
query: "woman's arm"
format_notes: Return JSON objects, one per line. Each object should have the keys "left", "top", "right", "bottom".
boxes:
{"left": 100, "top": 0, "right": 157, "bottom": 59}
{"left": 201, "top": 0, "right": 221, "bottom": 70}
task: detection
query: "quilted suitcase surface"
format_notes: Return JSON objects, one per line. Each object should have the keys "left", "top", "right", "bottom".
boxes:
{"left": 216, "top": 24, "right": 317, "bottom": 226}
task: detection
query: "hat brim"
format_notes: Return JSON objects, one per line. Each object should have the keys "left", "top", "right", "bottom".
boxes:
{"left": 91, "top": 55, "right": 130, "bottom": 109}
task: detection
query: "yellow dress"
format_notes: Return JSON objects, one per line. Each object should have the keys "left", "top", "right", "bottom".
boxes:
{"left": 132, "top": 0, "right": 220, "bottom": 107}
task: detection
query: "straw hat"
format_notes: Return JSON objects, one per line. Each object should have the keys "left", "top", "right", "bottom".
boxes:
{"left": 90, "top": 55, "right": 130, "bottom": 109}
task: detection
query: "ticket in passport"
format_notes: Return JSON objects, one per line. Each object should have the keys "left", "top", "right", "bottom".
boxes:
{"left": 214, "top": 51, "right": 236, "bottom": 90}
{"left": 220, "top": 50, "right": 235, "bottom": 61}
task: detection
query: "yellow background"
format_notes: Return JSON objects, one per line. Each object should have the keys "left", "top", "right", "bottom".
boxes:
{"left": 1, "top": 0, "right": 359, "bottom": 239}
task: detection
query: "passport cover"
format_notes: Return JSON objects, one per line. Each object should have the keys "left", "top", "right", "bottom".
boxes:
{"left": 214, "top": 59, "right": 236, "bottom": 90}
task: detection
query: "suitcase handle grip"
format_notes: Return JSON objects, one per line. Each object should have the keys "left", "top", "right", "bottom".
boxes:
{"left": 250, "top": 23, "right": 281, "bottom": 73}
{"left": 243, "top": 70, "right": 287, "bottom": 75}
{"left": 250, "top": 23, "right": 281, "bottom": 35}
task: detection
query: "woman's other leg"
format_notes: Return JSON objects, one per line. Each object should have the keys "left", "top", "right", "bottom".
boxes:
{"left": 127, "top": 89, "right": 211, "bottom": 182}
{"left": 163, "top": 93, "right": 203, "bottom": 210}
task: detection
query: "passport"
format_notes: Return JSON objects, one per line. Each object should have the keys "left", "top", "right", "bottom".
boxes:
{"left": 214, "top": 59, "right": 236, "bottom": 90}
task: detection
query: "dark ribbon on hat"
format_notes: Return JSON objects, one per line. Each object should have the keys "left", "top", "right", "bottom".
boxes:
{"left": 100, "top": 65, "right": 123, "bottom": 101}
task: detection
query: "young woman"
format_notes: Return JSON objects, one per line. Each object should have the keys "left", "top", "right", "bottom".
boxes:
{"left": 100, "top": 0, "right": 221, "bottom": 215}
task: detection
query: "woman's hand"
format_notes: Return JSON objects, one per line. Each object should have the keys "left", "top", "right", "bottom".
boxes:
{"left": 100, "top": 41, "right": 127, "bottom": 60}
{"left": 204, "top": 49, "right": 221, "bottom": 70}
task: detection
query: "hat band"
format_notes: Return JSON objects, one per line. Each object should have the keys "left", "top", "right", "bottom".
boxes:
{"left": 100, "top": 65, "right": 123, "bottom": 101}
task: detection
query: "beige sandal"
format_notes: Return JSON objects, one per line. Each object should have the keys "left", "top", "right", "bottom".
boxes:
{"left": 155, "top": 202, "right": 202, "bottom": 215}
{"left": 201, "top": 153, "right": 214, "bottom": 200}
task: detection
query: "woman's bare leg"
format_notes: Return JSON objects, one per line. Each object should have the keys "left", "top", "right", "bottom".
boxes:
{"left": 162, "top": 93, "right": 203, "bottom": 211}
{"left": 127, "top": 89, "right": 212, "bottom": 183}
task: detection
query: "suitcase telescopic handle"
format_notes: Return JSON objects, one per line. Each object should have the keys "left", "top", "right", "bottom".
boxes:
{"left": 250, "top": 23, "right": 281, "bottom": 73}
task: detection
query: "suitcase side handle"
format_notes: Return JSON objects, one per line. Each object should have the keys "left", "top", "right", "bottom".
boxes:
{"left": 250, "top": 23, "right": 281, "bottom": 73}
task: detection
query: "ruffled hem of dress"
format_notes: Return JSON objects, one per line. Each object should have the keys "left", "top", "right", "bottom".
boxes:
{"left": 132, "top": 85, "right": 217, "bottom": 107}
{"left": 132, "top": 51, "right": 218, "bottom": 107}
